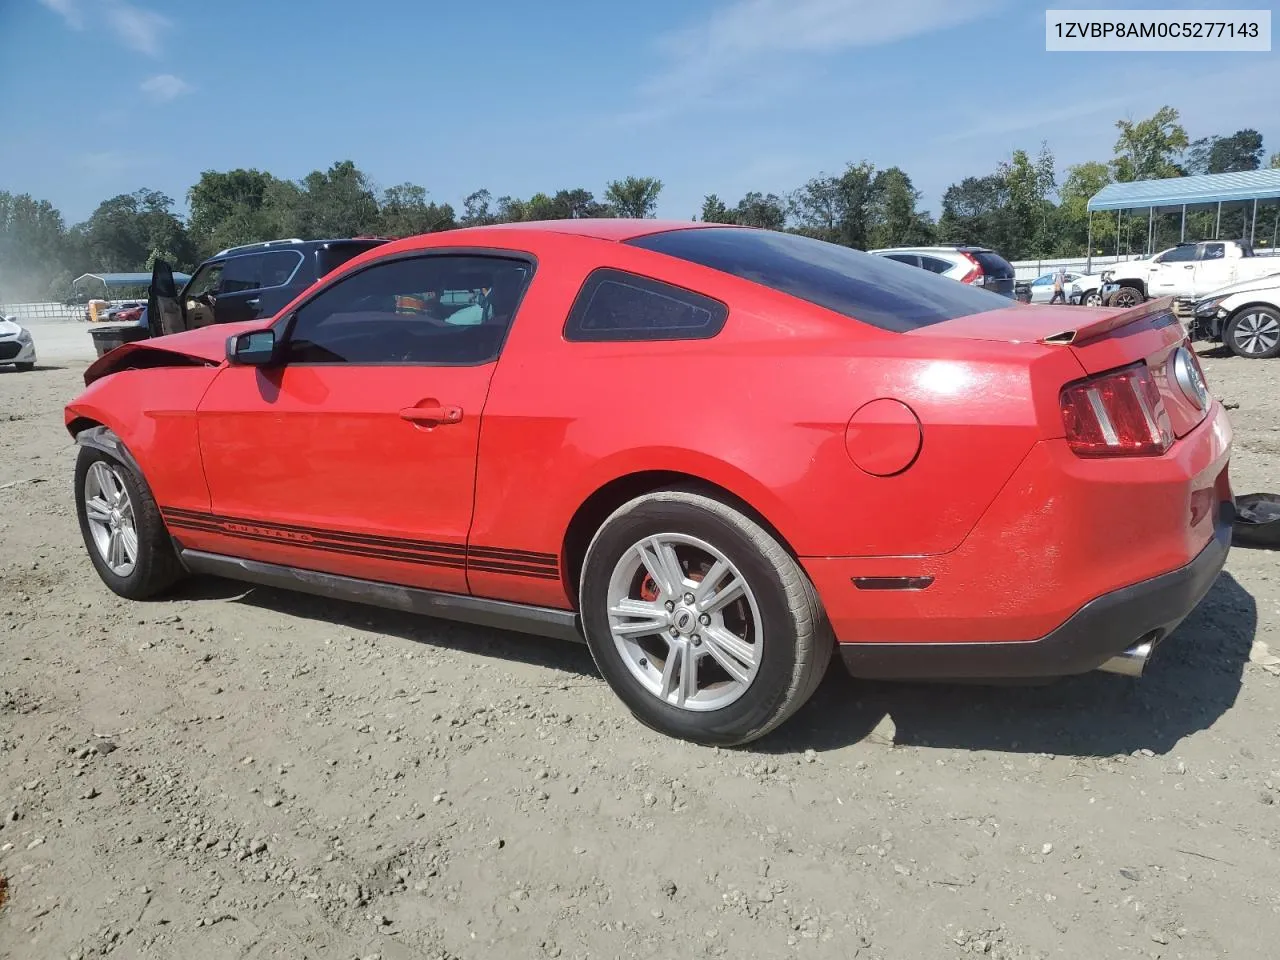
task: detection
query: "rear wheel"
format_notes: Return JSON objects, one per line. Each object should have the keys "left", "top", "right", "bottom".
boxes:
{"left": 1109, "top": 286, "right": 1143, "bottom": 308}
{"left": 1083, "top": 290, "right": 1103, "bottom": 307}
{"left": 13, "top": 362, "right": 34, "bottom": 372}
{"left": 579, "top": 490, "right": 833, "bottom": 747}
{"left": 75, "top": 445, "right": 185, "bottom": 600}
{"left": 1224, "top": 306, "right": 1280, "bottom": 359}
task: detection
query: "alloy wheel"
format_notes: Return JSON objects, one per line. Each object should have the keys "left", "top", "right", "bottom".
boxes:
{"left": 1232, "top": 311, "right": 1280, "bottom": 356}
{"left": 605, "top": 533, "right": 762, "bottom": 712}
{"left": 84, "top": 461, "right": 138, "bottom": 576}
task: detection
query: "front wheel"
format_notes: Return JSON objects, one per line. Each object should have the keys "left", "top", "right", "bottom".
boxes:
{"left": 579, "top": 490, "right": 833, "bottom": 747}
{"left": 1108, "top": 286, "right": 1143, "bottom": 308}
{"left": 74, "top": 445, "right": 186, "bottom": 600}
{"left": 1224, "top": 306, "right": 1280, "bottom": 359}
{"left": 1083, "top": 290, "right": 1103, "bottom": 307}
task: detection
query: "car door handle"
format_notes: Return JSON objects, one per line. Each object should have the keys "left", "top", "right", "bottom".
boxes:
{"left": 1184, "top": 265, "right": 1195, "bottom": 270}
{"left": 246, "top": 298, "right": 260, "bottom": 306}
{"left": 399, "top": 402, "right": 463, "bottom": 425}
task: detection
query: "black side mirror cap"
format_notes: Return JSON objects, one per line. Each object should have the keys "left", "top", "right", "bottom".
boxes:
{"left": 227, "top": 329, "right": 277, "bottom": 366}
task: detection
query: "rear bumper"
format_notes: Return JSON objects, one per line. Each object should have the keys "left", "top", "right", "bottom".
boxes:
{"left": 839, "top": 500, "right": 1232, "bottom": 680}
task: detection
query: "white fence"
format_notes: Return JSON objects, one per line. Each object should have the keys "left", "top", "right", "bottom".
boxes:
{"left": 0, "top": 301, "right": 87, "bottom": 322}
{"left": 1011, "top": 249, "right": 1280, "bottom": 282}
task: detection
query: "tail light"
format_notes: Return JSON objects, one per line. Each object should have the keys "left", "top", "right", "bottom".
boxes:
{"left": 1060, "top": 362, "right": 1173, "bottom": 457}
{"left": 957, "top": 251, "right": 985, "bottom": 286}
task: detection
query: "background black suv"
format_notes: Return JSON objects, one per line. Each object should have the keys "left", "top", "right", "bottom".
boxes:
{"left": 148, "top": 237, "right": 389, "bottom": 338}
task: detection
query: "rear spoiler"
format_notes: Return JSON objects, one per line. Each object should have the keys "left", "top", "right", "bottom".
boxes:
{"left": 1039, "top": 297, "right": 1176, "bottom": 346}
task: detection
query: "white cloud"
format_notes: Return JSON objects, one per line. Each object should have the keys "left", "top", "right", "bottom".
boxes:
{"left": 632, "top": 0, "right": 1007, "bottom": 121}
{"left": 932, "top": 97, "right": 1133, "bottom": 147}
{"left": 140, "top": 73, "right": 191, "bottom": 103}
{"left": 38, "top": 0, "right": 84, "bottom": 30}
{"left": 104, "top": 0, "right": 170, "bottom": 57}
{"left": 40, "top": 0, "right": 171, "bottom": 57}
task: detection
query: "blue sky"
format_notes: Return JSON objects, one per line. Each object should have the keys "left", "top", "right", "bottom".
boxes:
{"left": 1, "top": 0, "right": 1276, "bottom": 226}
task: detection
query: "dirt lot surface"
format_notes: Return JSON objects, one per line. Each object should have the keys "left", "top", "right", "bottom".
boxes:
{"left": 2, "top": 344, "right": 1278, "bottom": 960}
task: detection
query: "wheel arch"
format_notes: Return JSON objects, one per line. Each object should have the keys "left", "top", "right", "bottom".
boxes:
{"left": 1110, "top": 278, "right": 1146, "bottom": 302}
{"left": 560, "top": 469, "right": 800, "bottom": 604}
{"left": 70, "top": 422, "right": 160, "bottom": 507}
{"left": 1224, "top": 299, "right": 1280, "bottom": 322}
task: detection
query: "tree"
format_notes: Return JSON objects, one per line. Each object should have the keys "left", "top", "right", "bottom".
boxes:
{"left": 699, "top": 194, "right": 735, "bottom": 224}
{"left": 867, "top": 167, "right": 934, "bottom": 249}
{"left": 936, "top": 174, "right": 1010, "bottom": 250}
{"left": 605, "top": 176, "right": 663, "bottom": 218}
{"left": 81, "top": 189, "right": 195, "bottom": 272}
{"left": 379, "top": 183, "right": 456, "bottom": 236}
{"left": 700, "top": 191, "right": 788, "bottom": 229}
{"left": 0, "top": 191, "right": 74, "bottom": 301}
{"left": 732, "top": 192, "right": 788, "bottom": 231}
{"left": 1111, "top": 106, "right": 1188, "bottom": 182}
{"left": 1186, "top": 129, "right": 1265, "bottom": 175}
{"left": 460, "top": 189, "right": 498, "bottom": 227}
{"left": 187, "top": 168, "right": 288, "bottom": 257}
{"left": 1271, "top": 152, "right": 1280, "bottom": 169}
{"left": 546, "top": 188, "right": 612, "bottom": 219}
{"left": 1055, "top": 160, "right": 1113, "bottom": 255}
{"left": 790, "top": 162, "right": 877, "bottom": 249}
{"left": 293, "top": 160, "right": 382, "bottom": 237}
{"left": 998, "top": 145, "right": 1057, "bottom": 258}
{"left": 1206, "top": 129, "right": 1263, "bottom": 173}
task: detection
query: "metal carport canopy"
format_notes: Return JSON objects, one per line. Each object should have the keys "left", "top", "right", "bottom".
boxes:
{"left": 1087, "top": 169, "right": 1280, "bottom": 212}
{"left": 73, "top": 271, "right": 192, "bottom": 288}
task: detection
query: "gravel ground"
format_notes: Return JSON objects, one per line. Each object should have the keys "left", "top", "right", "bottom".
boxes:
{"left": 2, "top": 345, "right": 1278, "bottom": 960}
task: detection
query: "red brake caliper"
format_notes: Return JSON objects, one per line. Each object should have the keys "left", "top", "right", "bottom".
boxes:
{"left": 638, "top": 565, "right": 705, "bottom": 603}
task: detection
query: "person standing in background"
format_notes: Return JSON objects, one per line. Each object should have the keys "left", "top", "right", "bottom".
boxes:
{"left": 1050, "top": 267, "right": 1067, "bottom": 304}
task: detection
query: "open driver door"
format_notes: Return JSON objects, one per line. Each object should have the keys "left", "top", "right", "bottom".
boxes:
{"left": 147, "top": 259, "right": 187, "bottom": 338}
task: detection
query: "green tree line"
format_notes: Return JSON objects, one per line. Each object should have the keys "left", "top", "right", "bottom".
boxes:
{"left": 2, "top": 106, "right": 1277, "bottom": 303}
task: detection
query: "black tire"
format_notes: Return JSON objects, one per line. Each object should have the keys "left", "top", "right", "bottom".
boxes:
{"left": 74, "top": 445, "right": 185, "bottom": 600}
{"left": 1108, "top": 286, "right": 1143, "bottom": 308}
{"left": 13, "top": 362, "right": 34, "bottom": 372}
{"left": 1083, "top": 291, "right": 1103, "bottom": 308}
{"left": 579, "top": 489, "right": 833, "bottom": 747}
{"left": 1223, "top": 306, "right": 1280, "bottom": 360}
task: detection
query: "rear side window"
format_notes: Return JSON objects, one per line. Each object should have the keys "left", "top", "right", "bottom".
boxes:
{"left": 919, "top": 255, "right": 954, "bottom": 274}
{"left": 970, "top": 251, "right": 1014, "bottom": 278}
{"left": 626, "top": 228, "right": 1009, "bottom": 332}
{"left": 564, "top": 268, "right": 728, "bottom": 342}
{"left": 221, "top": 251, "right": 303, "bottom": 293}
{"left": 317, "top": 242, "right": 387, "bottom": 278}
{"left": 882, "top": 253, "right": 920, "bottom": 268}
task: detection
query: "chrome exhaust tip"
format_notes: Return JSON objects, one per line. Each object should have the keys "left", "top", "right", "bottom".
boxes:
{"left": 1097, "top": 639, "right": 1155, "bottom": 678}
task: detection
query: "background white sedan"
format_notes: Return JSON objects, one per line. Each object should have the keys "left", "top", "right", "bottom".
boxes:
{"left": 0, "top": 315, "right": 37, "bottom": 371}
{"left": 1024, "top": 270, "right": 1083, "bottom": 303}
{"left": 1191, "top": 274, "right": 1280, "bottom": 359}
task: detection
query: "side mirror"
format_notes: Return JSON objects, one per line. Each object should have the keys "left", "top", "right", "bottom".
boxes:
{"left": 227, "top": 329, "right": 277, "bottom": 366}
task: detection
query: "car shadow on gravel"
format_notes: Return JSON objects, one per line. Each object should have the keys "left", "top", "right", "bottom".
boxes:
{"left": 180, "top": 578, "right": 601, "bottom": 679}
{"left": 759, "top": 571, "right": 1256, "bottom": 759}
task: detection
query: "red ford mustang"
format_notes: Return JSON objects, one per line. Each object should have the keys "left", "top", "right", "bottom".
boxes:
{"left": 65, "top": 220, "right": 1234, "bottom": 745}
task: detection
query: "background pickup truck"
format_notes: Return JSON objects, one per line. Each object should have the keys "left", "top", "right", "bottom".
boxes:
{"left": 1101, "top": 240, "right": 1280, "bottom": 308}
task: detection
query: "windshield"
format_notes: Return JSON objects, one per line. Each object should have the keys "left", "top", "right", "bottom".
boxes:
{"left": 626, "top": 228, "right": 1011, "bottom": 332}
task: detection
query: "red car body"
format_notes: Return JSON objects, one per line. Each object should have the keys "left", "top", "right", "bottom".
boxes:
{"left": 65, "top": 219, "right": 1234, "bottom": 738}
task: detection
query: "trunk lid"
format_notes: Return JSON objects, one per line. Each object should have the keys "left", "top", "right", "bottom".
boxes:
{"left": 910, "top": 297, "right": 1210, "bottom": 439}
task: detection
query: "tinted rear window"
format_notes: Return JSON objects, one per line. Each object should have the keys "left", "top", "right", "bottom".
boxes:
{"left": 626, "top": 228, "right": 1010, "bottom": 332}
{"left": 316, "top": 242, "right": 387, "bottom": 279}
{"left": 970, "top": 251, "right": 1014, "bottom": 278}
